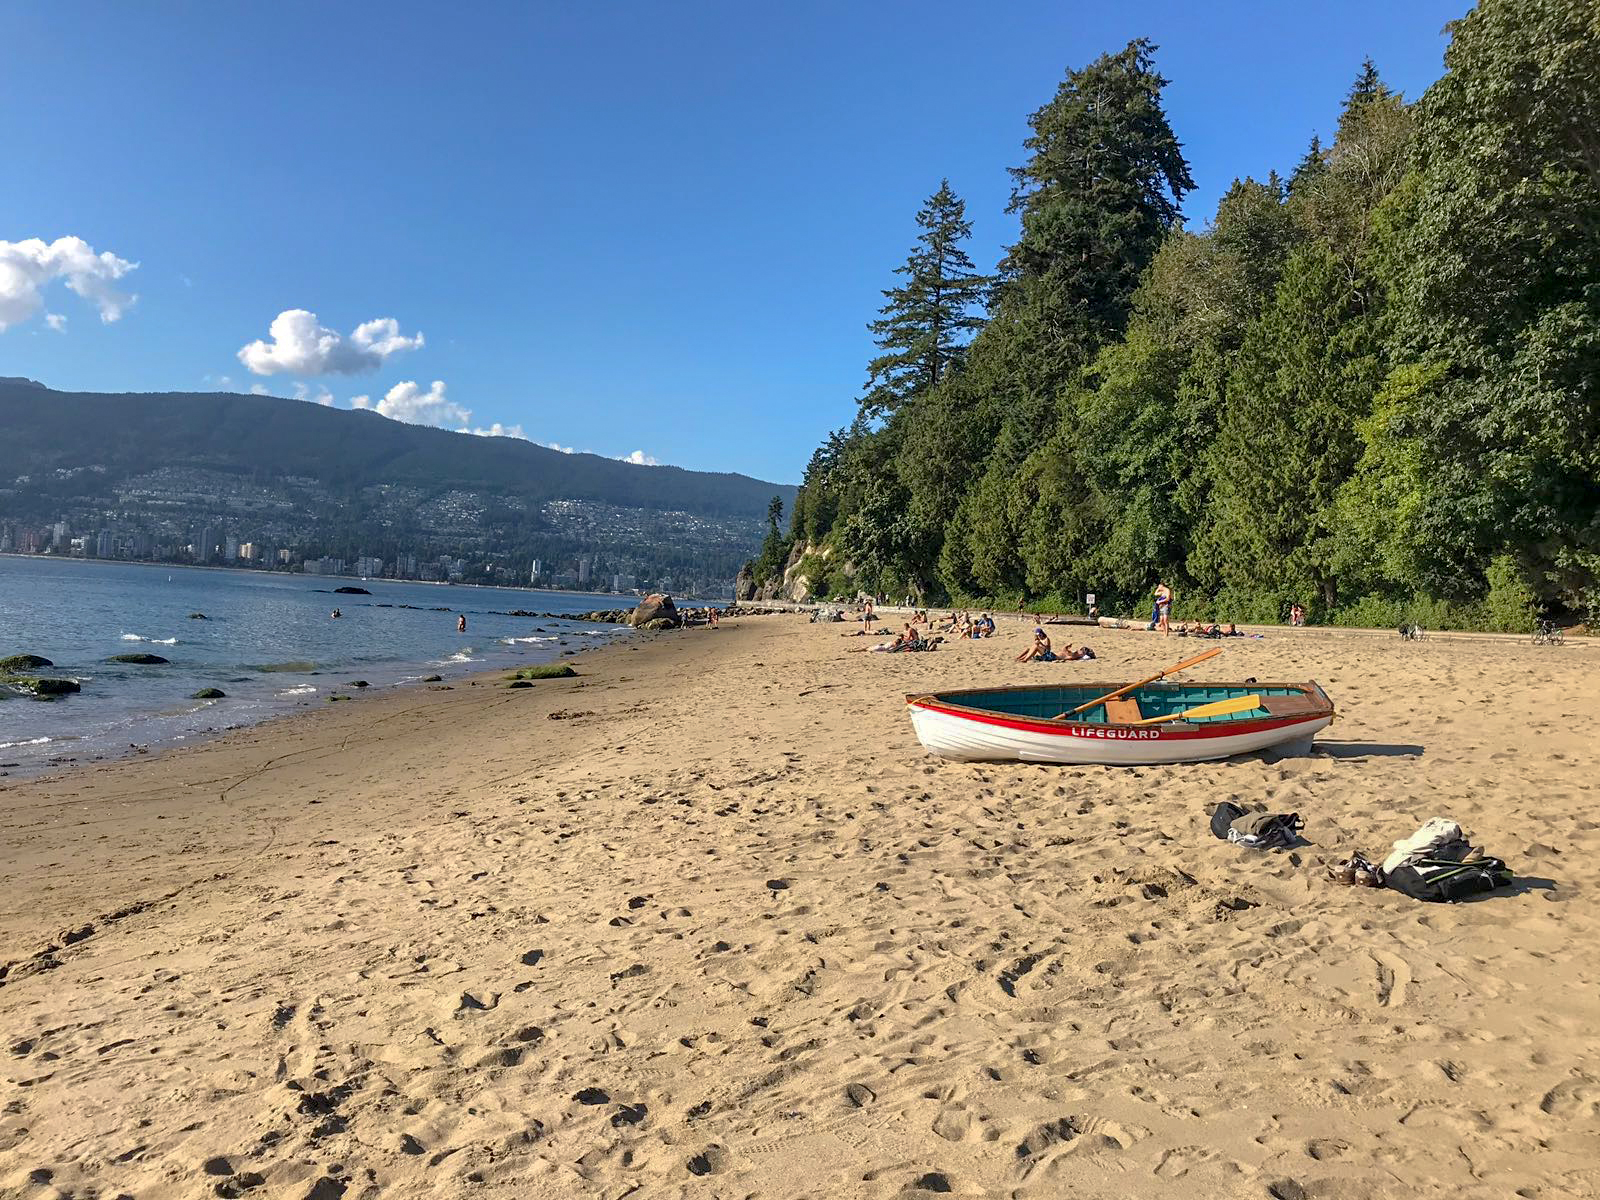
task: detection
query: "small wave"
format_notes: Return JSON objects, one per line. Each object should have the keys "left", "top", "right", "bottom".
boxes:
{"left": 0, "top": 736, "right": 51, "bottom": 750}
{"left": 121, "top": 634, "right": 179, "bottom": 644}
{"left": 444, "top": 651, "right": 479, "bottom": 664}
{"left": 501, "top": 635, "right": 557, "bottom": 645}
{"left": 278, "top": 685, "right": 318, "bottom": 696}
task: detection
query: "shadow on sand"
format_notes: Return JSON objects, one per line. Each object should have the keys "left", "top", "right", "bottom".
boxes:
{"left": 1313, "top": 741, "right": 1425, "bottom": 759}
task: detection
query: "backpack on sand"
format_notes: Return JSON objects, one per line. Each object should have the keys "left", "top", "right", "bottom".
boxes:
{"left": 1209, "top": 803, "right": 1303, "bottom": 850}
{"left": 1385, "top": 855, "right": 1513, "bottom": 903}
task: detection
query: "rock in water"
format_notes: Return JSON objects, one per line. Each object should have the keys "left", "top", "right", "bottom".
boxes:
{"left": 187, "top": 612, "right": 209, "bottom": 620}
{"left": 0, "top": 654, "right": 53, "bottom": 671}
{"left": 192, "top": 688, "right": 226, "bottom": 699}
{"left": 1, "top": 675, "right": 81, "bottom": 697}
{"left": 108, "top": 653, "right": 169, "bottom": 665}
{"left": 333, "top": 586, "right": 371, "bottom": 594}
{"left": 631, "top": 594, "right": 680, "bottom": 629}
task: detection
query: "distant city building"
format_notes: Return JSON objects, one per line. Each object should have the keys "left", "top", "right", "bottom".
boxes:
{"left": 238, "top": 542, "right": 257, "bottom": 561}
{"left": 529, "top": 558, "right": 542, "bottom": 583}
{"left": 355, "top": 555, "right": 383, "bottom": 578}
{"left": 612, "top": 573, "right": 635, "bottom": 592}
{"left": 224, "top": 534, "right": 239, "bottom": 561}
{"left": 196, "top": 527, "right": 218, "bottom": 563}
{"left": 96, "top": 529, "right": 116, "bottom": 559}
{"left": 577, "top": 556, "right": 592, "bottom": 586}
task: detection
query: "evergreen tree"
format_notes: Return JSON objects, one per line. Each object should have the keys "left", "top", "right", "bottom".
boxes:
{"left": 861, "top": 181, "right": 992, "bottom": 419}
{"left": 1001, "top": 38, "right": 1195, "bottom": 394}
{"left": 1288, "top": 135, "right": 1327, "bottom": 196}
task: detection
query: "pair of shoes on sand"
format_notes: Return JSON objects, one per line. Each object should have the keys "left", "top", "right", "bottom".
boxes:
{"left": 1328, "top": 853, "right": 1382, "bottom": 887}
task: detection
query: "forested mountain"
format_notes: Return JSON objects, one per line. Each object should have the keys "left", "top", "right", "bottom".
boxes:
{"left": 0, "top": 381, "right": 794, "bottom": 518}
{"left": 765, "top": 0, "right": 1598, "bottom": 630}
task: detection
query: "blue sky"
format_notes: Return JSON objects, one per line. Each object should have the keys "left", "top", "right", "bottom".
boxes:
{"left": 2, "top": 0, "right": 1465, "bottom": 483}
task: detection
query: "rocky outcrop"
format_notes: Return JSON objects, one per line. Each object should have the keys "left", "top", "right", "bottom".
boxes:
{"left": 1, "top": 674, "right": 80, "bottom": 697}
{"left": 108, "top": 653, "right": 169, "bottom": 665}
{"left": 0, "top": 654, "right": 53, "bottom": 672}
{"left": 192, "top": 688, "right": 226, "bottom": 699}
{"left": 334, "top": 586, "right": 371, "bottom": 595}
{"left": 734, "top": 564, "right": 756, "bottom": 602}
{"left": 631, "top": 594, "right": 680, "bottom": 629}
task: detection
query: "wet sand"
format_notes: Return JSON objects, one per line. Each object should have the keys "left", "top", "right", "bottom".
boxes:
{"left": 1, "top": 615, "right": 1597, "bottom": 1198}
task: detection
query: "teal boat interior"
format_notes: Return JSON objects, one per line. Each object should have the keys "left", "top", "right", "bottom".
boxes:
{"left": 930, "top": 682, "right": 1318, "bottom": 726}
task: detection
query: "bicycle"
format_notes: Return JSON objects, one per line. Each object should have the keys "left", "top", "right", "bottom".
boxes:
{"left": 1532, "top": 619, "right": 1564, "bottom": 646}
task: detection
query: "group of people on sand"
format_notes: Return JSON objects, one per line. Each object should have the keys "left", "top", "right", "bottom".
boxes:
{"left": 937, "top": 611, "right": 996, "bottom": 639}
{"left": 1176, "top": 620, "right": 1244, "bottom": 639}
{"left": 846, "top": 621, "right": 942, "bottom": 654}
{"left": 1016, "top": 627, "right": 1095, "bottom": 663}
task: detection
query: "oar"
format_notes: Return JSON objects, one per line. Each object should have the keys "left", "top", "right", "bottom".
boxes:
{"left": 1053, "top": 646, "right": 1224, "bottom": 720}
{"left": 1128, "top": 694, "right": 1262, "bottom": 727}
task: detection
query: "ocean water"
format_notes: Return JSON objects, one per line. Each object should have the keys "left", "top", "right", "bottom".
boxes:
{"left": 0, "top": 556, "right": 638, "bottom": 776}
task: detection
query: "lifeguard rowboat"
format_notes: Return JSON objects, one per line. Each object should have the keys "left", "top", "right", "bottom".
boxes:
{"left": 906, "top": 681, "right": 1334, "bottom": 766}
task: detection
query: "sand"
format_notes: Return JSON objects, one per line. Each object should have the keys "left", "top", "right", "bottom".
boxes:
{"left": 2, "top": 615, "right": 1598, "bottom": 1199}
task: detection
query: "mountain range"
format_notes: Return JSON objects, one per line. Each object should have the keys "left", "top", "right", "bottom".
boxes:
{"left": 0, "top": 379, "right": 794, "bottom": 517}
{"left": 0, "top": 380, "right": 797, "bottom": 588}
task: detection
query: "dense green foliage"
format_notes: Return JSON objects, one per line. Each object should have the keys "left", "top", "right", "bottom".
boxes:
{"left": 779, "top": 6, "right": 1600, "bottom": 628}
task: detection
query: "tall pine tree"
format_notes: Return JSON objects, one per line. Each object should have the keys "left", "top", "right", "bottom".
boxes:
{"left": 861, "top": 181, "right": 992, "bottom": 420}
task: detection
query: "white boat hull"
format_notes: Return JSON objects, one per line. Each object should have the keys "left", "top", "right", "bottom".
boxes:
{"left": 908, "top": 703, "right": 1332, "bottom": 766}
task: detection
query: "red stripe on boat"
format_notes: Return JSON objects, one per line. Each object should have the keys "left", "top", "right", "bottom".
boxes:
{"left": 907, "top": 697, "right": 1326, "bottom": 740}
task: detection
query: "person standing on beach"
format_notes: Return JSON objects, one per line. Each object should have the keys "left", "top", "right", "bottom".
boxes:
{"left": 1154, "top": 582, "right": 1173, "bottom": 636}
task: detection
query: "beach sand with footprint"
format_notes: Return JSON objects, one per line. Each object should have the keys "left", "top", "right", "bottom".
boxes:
{"left": 1, "top": 616, "right": 1597, "bottom": 1198}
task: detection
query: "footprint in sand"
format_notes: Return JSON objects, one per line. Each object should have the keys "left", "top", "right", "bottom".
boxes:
{"left": 1369, "top": 950, "right": 1411, "bottom": 1008}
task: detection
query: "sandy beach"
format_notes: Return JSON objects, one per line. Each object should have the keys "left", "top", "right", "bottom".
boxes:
{"left": 2, "top": 615, "right": 1597, "bottom": 1199}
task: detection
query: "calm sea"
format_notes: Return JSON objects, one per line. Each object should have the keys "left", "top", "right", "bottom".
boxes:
{"left": 0, "top": 556, "right": 639, "bottom": 777}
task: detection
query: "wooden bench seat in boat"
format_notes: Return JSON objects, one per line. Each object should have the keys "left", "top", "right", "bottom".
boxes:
{"left": 1259, "top": 693, "right": 1325, "bottom": 717}
{"left": 1102, "top": 697, "right": 1143, "bottom": 724}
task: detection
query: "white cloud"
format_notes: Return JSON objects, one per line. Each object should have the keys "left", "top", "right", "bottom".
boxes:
{"left": 44, "top": 313, "right": 66, "bottom": 332}
{"left": 356, "top": 379, "right": 470, "bottom": 428}
{"left": 463, "top": 422, "right": 528, "bottom": 439}
{"left": 545, "top": 441, "right": 575, "bottom": 454}
{"left": 620, "top": 450, "right": 659, "bottom": 466}
{"left": 290, "top": 381, "right": 335, "bottom": 406}
{"left": 249, "top": 383, "right": 273, "bottom": 396}
{"left": 0, "top": 236, "right": 138, "bottom": 331}
{"left": 237, "top": 309, "right": 423, "bottom": 376}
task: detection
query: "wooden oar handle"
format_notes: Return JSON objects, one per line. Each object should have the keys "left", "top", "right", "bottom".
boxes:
{"left": 1060, "top": 645, "right": 1224, "bottom": 718}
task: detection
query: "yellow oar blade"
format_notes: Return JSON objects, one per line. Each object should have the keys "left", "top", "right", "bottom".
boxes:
{"left": 1129, "top": 693, "right": 1263, "bottom": 727}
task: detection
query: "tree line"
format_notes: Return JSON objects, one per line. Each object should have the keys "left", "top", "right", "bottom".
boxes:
{"left": 757, "top": 0, "right": 1598, "bottom": 631}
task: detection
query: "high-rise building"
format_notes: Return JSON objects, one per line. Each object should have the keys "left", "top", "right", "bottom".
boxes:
{"left": 355, "top": 555, "right": 383, "bottom": 578}
{"left": 238, "top": 542, "right": 257, "bottom": 561}
{"left": 529, "top": 558, "right": 542, "bottom": 583}
{"left": 197, "top": 527, "right": 217, "bottom": 563}
{"left": 224, "top": 535, "right": 239, "bottom": 561}
{"left": 96, "top": 529, "right": 116, "bottom": 559}
{"left": 578, "top": 556, "right": 592, "bottom": 586}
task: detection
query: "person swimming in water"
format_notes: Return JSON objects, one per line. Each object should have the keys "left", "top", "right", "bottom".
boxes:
{"left": 457, "top": 614, "right": 467, "bottom": 633}
{"left": 331, "top": 608, "right": 342, "bottom": 619}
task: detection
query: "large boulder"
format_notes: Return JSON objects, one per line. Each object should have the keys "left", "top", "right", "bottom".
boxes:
{"left": 108, "top": 653, "right": 169, "bottom": 665}
{"left": 0, "top": 654, "right": 53, "bottom": 672}
{"left": 734, "top": 563, "right": 756, "bottom": 602}
{"left": 631, "top": 594, "right": 680, "bottom": 629}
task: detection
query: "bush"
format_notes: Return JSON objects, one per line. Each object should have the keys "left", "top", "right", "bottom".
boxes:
{"left": 1483, "top": 555, "right": 1537, "bottom": 633}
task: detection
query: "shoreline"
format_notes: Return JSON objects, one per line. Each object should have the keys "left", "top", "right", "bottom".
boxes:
{"left": 2, "top": 614, "right": 1597, "bottom": 1197}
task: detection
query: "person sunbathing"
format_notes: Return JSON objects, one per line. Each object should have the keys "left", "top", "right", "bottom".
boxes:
{"left": 1017, "top": 628, "right": 1055, "bottom": 662}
